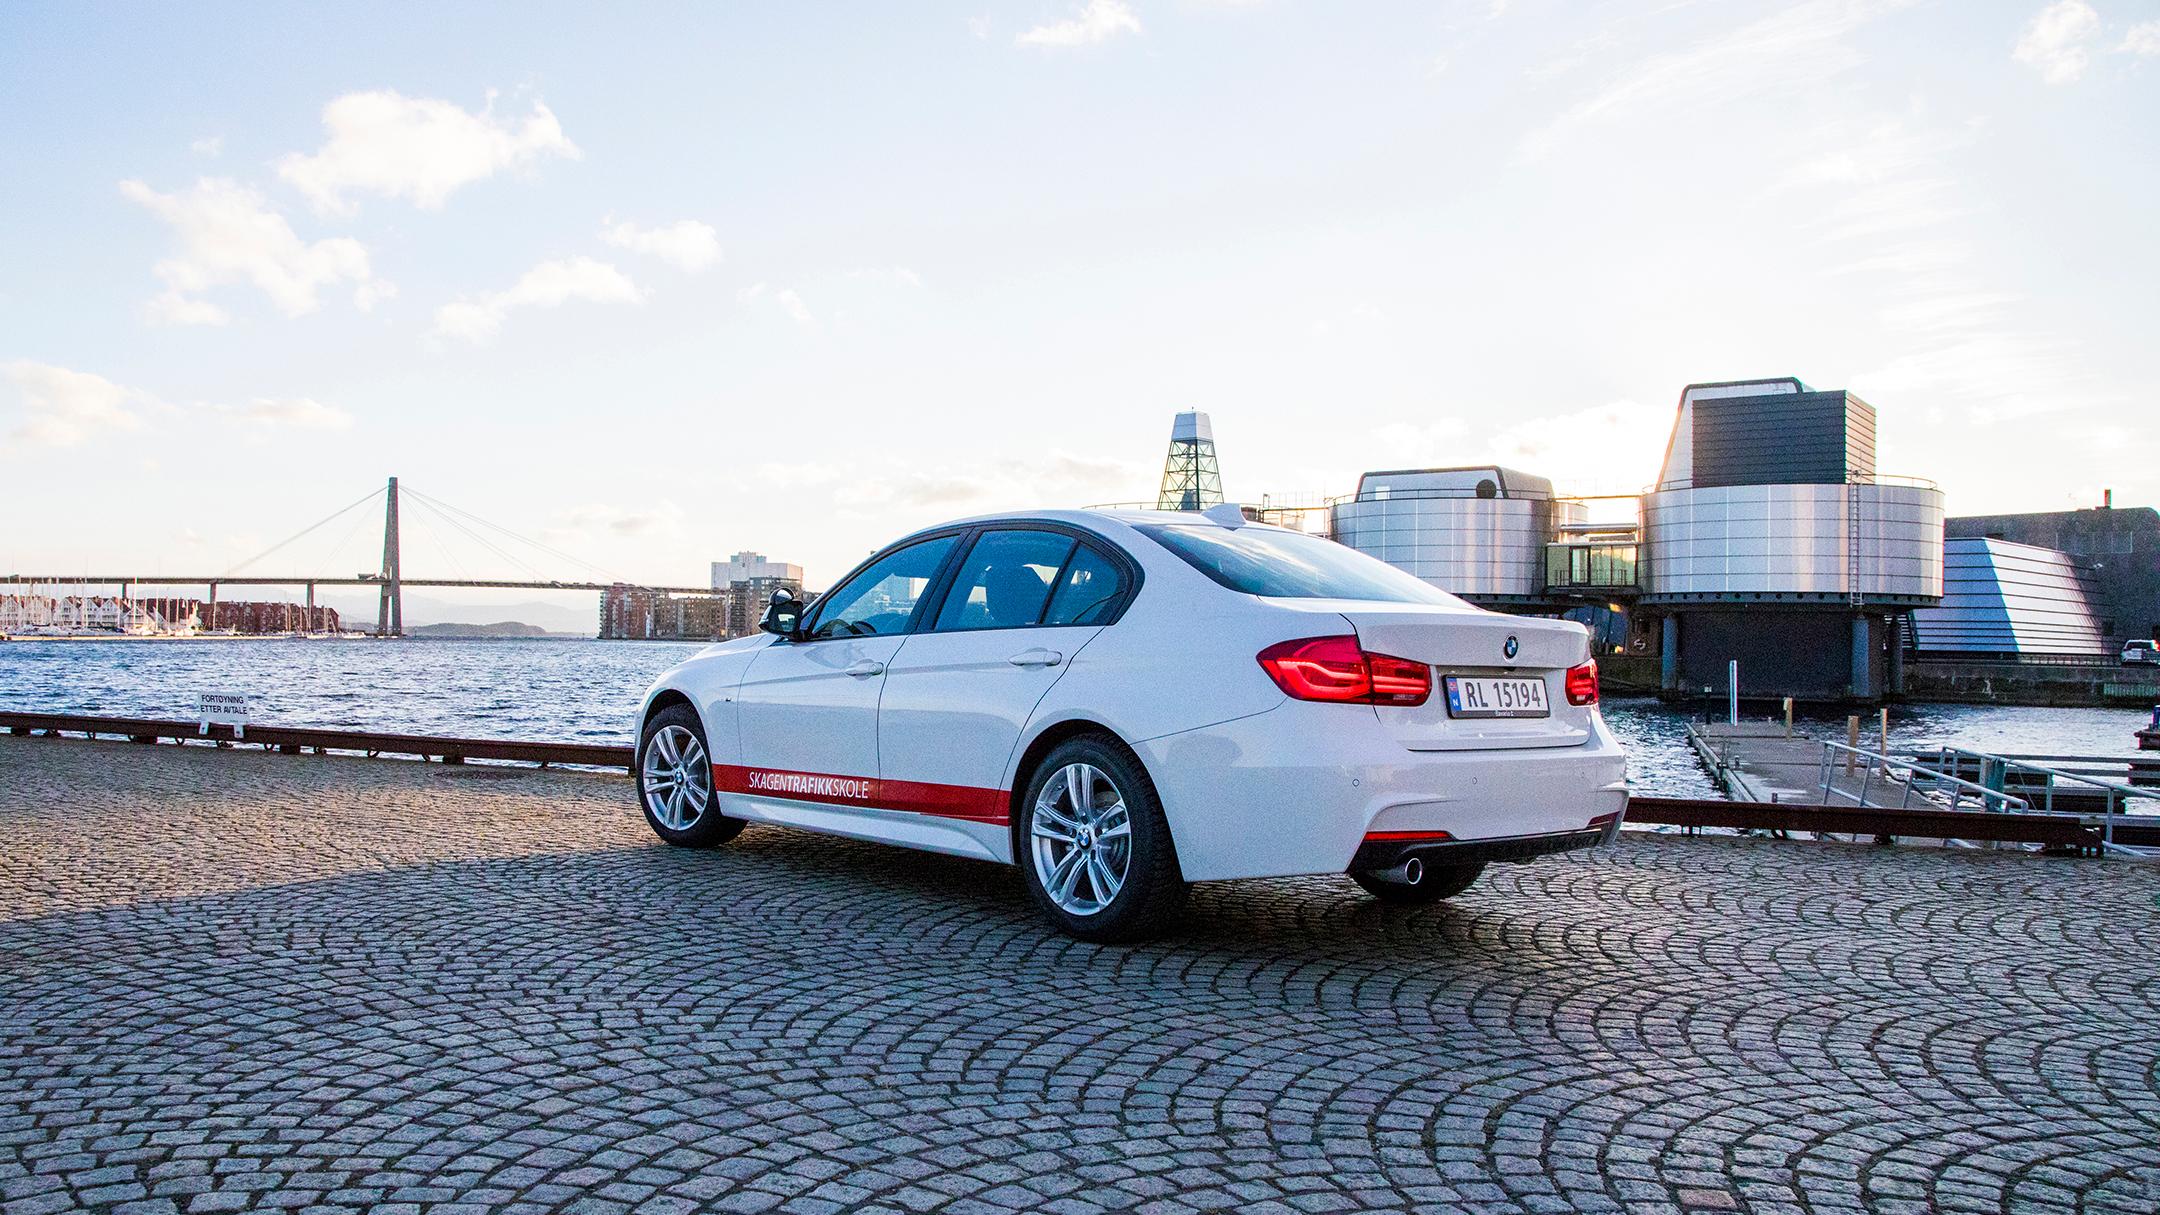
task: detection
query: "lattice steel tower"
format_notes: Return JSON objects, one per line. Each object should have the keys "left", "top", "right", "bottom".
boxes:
{"left": 1156, "top": 411, "right": 1223, "bottom": 511}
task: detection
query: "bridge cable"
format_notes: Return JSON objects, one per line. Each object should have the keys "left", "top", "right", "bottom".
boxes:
{"left": 401, "top": 494, "right": 542, "bottom": 582}
{"left": 402, "top": 485, "right": 614, "bottom": 580}
{"left": 395, "top": 498, "right": 477, "bottom": 584}
{"left": 400, "top": 485, "right": 622, "bottom": 583}
{"left": 220, "top": 486, "right": 385, "bottom": 580}
{"left": 316, "top": 497, "right": 385, "bottom": 581}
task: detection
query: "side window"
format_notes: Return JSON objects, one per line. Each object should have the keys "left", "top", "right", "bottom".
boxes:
{"left": 933, "top": 530, "right": 1076, "bottom": 632}
{"left": 804, "top": 535, "right": 959, "bottom": 639}
{"left": 1044, "top": 544, "right": 1126, "bottom": 626}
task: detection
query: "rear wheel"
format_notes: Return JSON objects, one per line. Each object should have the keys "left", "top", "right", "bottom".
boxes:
{"left": 1018, "top": 736, "right": 1187, "bottom": 943}
{"left": 1354, "top": 860, "right": 1485, "bottom": 904}
{"left": 638, "top": 704, "right": 743, "bottom": 847}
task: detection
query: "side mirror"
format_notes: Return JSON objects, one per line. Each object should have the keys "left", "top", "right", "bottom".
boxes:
{"left": 759, "top": 589, "right": 804, "bottom": 639}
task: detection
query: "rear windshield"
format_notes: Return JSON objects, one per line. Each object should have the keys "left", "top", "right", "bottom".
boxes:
{"left": 1137, "top": 523, "right": 1459, "bottom": 604}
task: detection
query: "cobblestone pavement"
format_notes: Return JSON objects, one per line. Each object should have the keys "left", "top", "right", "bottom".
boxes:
{"left": 3, "top": 735, "right": 2157, "bottom": 1215}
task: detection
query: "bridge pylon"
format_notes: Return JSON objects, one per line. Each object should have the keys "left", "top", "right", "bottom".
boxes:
{"left": 376, "top": 476, "right": 403, "bottom": 637}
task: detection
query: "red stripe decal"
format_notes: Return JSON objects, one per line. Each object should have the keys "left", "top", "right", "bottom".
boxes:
{"left": 712, "top": 764, "right": 1009, "bottom": 825}
{"left": 1363, "top": 829, "right": 1455, "bottom": 843}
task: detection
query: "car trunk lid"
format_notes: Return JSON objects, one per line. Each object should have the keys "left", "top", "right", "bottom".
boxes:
{"left": 1265, "top": 599, "right": 1595, "bottom": 751}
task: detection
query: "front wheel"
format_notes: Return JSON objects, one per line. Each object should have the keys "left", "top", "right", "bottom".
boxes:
{"left": 637, "top": 704, "right": 744, "bottom": 847}
{"left": 1018, "top": 737, "right": 1188, "bottom": 943}
{"left": 1354, "top": 860, "right": 1485, "bottom": 904}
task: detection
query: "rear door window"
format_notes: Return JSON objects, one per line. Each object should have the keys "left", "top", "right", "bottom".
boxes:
{"left": 1043, "top": 544, "right": 1126, "bottom": 626}
{"left": 932, "top": 529, "right": 1076, "bottom": 632}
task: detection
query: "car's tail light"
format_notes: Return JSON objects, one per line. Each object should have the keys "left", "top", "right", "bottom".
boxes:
{"left": 1565, "top": 659, "right": 1599, "bottom": 706}
{"left": 1256, "top": 635, "right": 1431, "bottom": 706}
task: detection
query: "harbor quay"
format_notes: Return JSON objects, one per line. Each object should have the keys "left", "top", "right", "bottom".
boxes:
{"left": 3, "top": 735, "right": 2158, "bottom": 1214}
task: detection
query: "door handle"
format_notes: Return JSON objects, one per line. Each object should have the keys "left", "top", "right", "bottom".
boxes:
{"left": 1008, "top": 648, "right": 1063, "bottom": 668}
{"left": 845, "top": 659, "right": 886, "bottom": 677}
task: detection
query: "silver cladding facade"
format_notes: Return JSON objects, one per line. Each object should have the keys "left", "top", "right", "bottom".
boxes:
{"left": 1908, "top": 538, "right": 2111, "bottom": 656}
{"left": 1639, "top": 483, "right": 1944, "bottom": 604}
{"left": 1331, "top": 496, "right": 1586, "bottom": 599}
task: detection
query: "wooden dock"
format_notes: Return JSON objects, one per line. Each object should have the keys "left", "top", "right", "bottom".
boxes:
{"left": 1686, "top": 720, "right": 1889, "bottom": 805}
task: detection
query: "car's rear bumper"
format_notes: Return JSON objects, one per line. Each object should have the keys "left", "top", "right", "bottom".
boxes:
{"left": 1346, "top": 815, "right": 1623, "bottom": 873}
{"left": 1133, "top": 700, "right": 1630, "bottom": 881}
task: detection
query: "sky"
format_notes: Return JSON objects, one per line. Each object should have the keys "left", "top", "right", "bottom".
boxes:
{"left": 3, "top": 0, "right": 2157, "bottom": 615}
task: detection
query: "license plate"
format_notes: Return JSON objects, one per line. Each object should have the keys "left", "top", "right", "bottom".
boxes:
{"left": 1444, "top": 676, "right": 1549, "bottom": 719}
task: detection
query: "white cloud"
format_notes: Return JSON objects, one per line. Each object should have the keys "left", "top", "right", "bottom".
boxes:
{"left": 1487, "top": 399, "right": 1672, "bottom": 494}
{"left": 431, "top": 256, "right": 643, "bottom": 343}
{"left": 2121, "top": 21, "right": 2160, "bottom": 56}
{"left": 1310, "top": 301, "right": 1388, "bottom": 338}
{"left": 1368, "top": 418, "right": 1469, "bottom": 465}
{"left": 227, "top": 398, "right": 354, "bottom": 430}
{"left": 120, "top": 177, "right": 375, "bottom": 322}
{"left": 754, "top": 460, "right": 850, "bottom": 487}
{"left": 1017, "top": 0, "right": 1141, "bottom": 47}
{"left": 353, "top": 281, "right": 398, "bottom": 312}
{"left": 600, "top": 218, "right": 722, "bottom": 272}
{"left": 146, "top": 292, "right": 231, "bottom": 327}
{"left": 1769, "top": 105, "right": 2119, "bottom": 443}
{"left": 3, "top": 361, "right": 149, "bottom": 446}
{"left": 845, "top": 265, "right": 924, "bottom": 287}
{"left": 736, "top": 282, "right": 813, "bottom": 325}
{"left": 2014, "top": 1, "right": 2100, "bottom": 84}
{"left": 278, "top": 90, "right": 579, "bottom": 216}
{"left": 547, "top": 501, "right": 685, "bottom": 540}
{"left": 770, "top": 451, "right": 1146, "bottom": 517}
{"left": 1519, "top": 0, "right": 1913, "bottom": 161}
{"left": 189, "top": 136, "right": 222, "bottom": 156}
{"left": 4, "top": 362, "right": 361, "bottom": 448}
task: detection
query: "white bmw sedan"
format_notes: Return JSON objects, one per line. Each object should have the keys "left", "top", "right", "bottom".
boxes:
{"left": 633, "top": 508, "right": 1628, "bottom": 941}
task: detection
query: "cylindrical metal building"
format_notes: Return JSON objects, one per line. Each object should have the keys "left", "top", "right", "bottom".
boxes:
{"left": 1329, "top": 467, "right": 1585, "bottom": 605}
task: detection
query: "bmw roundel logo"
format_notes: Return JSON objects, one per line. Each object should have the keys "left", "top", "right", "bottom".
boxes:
{"left": 1503, "top": 635, "right": 1520, "bottom": 660}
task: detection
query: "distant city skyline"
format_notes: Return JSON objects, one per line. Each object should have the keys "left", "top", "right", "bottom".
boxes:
{"left": 4, "top": 1, "right": 2157, "bottom": 601}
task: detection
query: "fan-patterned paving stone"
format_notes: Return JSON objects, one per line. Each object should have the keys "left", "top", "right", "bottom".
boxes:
{"left": 1, "top": 732, "right": 2157, "bottom": 1214}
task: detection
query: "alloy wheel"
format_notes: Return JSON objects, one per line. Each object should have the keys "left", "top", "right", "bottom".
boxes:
{"left": 1030, "top": 762, "right": 1132, "bottom": 916}
{"left": 642, "top": 724, "right": 711, "bottom": 830}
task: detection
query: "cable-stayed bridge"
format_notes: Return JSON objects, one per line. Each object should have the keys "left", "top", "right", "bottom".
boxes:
{"left": 1, "top": 477, "right": 716, "bottom": 636}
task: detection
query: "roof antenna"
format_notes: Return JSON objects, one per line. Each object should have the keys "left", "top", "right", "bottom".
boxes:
{"left": 1203, "top": 503, "right": 1248, "bottom": 529}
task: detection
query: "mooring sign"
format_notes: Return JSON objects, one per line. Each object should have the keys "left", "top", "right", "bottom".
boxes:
{"left": 197, "top": 693, "right": 252, "bottom": 739}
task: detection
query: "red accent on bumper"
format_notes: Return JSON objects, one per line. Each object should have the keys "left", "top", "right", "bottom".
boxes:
{"left": 1362, "top": 829, "right": 1455, "bottom": 843}
{"left": 712, "top": 764, "right": 1009, "bottom": 825}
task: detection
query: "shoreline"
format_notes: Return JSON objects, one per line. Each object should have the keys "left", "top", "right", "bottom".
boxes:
{"left": 0, "top": 632, "right": 369, "bottom": 643}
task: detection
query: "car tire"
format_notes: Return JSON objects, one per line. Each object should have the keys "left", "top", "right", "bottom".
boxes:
{"left": 637, "top": 703, "right": 744, "bottom": 848}
{"left": 1017, "top": 735, "right": 1188, "bottom": 943}
{"left": 1353, "top": 860, "right": 1485, "bottom": 904}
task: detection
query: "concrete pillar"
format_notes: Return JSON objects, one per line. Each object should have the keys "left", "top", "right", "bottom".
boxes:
{"left": 1887, "top": 614, "right": 1905, "bottom": 695}
{"left": 1850, "top": 615, "right": 1873, "bottom": 702}
{"left": 1660, "top": 615, "right": 1680, "bottom": 692}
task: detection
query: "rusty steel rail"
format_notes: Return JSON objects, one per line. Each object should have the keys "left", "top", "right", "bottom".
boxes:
{"left": 0, "top": 711, "right": 633, "bottom": 770}
{"left": 1625, "top": 795, "right": 2160, "bottom": 850}
{"left": 6, "top": 711, "right": 2158, "bottom": 850}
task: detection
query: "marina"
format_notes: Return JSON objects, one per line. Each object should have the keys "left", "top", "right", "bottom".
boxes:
{"left": 1686, "top": 716, "right": 2160, "bottom": 855}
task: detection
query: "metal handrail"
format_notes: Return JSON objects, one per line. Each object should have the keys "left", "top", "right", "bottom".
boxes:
{"left": 1818, "top": 741, "right": 2029, "bottom": 815}
{"left": 1648, "top": 471, "right": 1941, "bottom": 494}
{"left": 1916, "top": 746, "right": 2158, "bottom": 857}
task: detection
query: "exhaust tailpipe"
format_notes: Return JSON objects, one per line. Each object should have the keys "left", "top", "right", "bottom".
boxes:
{"left": 1364, "top": 856, "right": 1423, "bottom": 885}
